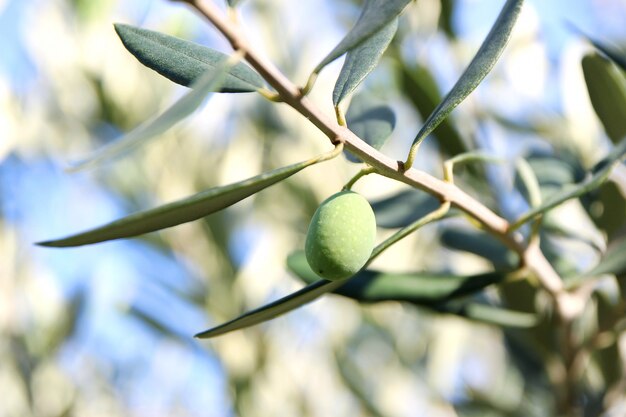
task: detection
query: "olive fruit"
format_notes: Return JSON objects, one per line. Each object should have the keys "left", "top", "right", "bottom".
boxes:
{"left": 305, "top": 191, "right": 376, "bottom": 280}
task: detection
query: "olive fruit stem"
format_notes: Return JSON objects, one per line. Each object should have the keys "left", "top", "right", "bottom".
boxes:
{"left": 343, "top": 166, "right": 376, "bottom": 190}
{"left": 367, "top": 201, "right": 451, "bottom": 265}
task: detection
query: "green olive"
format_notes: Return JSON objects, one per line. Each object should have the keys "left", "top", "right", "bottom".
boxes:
{"left": 305, "top": 191, "right": 376, "bottom": 280}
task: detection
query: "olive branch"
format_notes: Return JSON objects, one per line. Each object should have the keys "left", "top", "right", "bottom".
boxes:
{"left": 34, "top": 1, "right": 626, "bottom": 414}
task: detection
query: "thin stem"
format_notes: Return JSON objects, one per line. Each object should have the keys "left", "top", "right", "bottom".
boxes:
{"left": 514, "top": 158, "right": 544, "bottom": 241}
{"left": 404, "top": 142, "right": 420, "bottom": 172}
{"left": 300, "top": 71, "right": 318, "bottom": 96}
{"left": 515, "top": 158, "right": 542, "bottom": 209}
{"left": 343, "top": 166, "right": 376, "bottom": 190}
{"left": 257, "top": 87, "right": 283, "bottom": 102}
{"left": 313, "top": 142, "right": 344, "bottom": 164}
{"left": 443, "top": 152, "right": 504, "bottom": 183}
{"left": 335, "top": 105, "right": 347, "bottom": 126}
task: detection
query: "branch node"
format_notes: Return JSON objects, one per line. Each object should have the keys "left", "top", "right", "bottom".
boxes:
{"left": 330, "top": 136, "right": 344, "bottom": 146}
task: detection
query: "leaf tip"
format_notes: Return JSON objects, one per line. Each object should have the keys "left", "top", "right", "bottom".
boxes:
{"left": 113, "top": 22, "right": 130, "bottom": 37}
{"left": 34, "top": 239, "right": 66, "bottom": 248}
{"left": 194, "top": 329, "right": 214, "bottom": 339}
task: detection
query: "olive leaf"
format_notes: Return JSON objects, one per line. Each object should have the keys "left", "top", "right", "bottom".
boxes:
{"left": 441, "top": 228, "right": 518, "bottom": 270}
{"left": 129, "top": 306, "right": 186, "bottom": 341}
{"left": 289, "top": 251, "right": 537, "bottom": 328}
{"left": 407, "top": 0, "right": 524, "bottom": 154}
{"left": 584, "top": 235, "right": 626, "bottom": 278}
{"left": 344, "top": 98, "right": 396, "bottom": 163}
{"left": 68, "top": 54, "right": 237, "bottom": 171}
{"left": 332, "top": 18, "right": 398, "bottom": 106}
{"left": 397, "top": 63, "right": 468, "bottom": 157}
{"left": 452, "top": 303, "right": 538, "bottom": 328}
{"left": 565, "top": 233, "right": 626, "bottom": 289}
{"left": 39, "top": 152, "right": 334, "bottom": 247}
{"left": 314, "top": 0, "right": 411, "bottom": 74}
{"left": 514, "top": 151, "right": 584, "bottom": 200}
{"left": 114, "top": 23, "right": 265, "bottom": 91}
{"left": 592, "top": 41, "right": 626, "bottom": 73}
{"left": 582, "top": 53, "right": 626, "bottom": 145}
{"left": 371, "top": 190, "right": 444, "bottom": 229}
{"left": 582, "top": 180, "right": 626, "bottom": 239}
{"left": 439, "top": 0, "right": 457, "bottom": 38}
{"left": 512, "top": 139, "right": 626, "bottom": 229}
{"left": 287, "top": 251, "right": 505, "bottom": 304}
{"left": 194, "top": 279, "right": 345, "bottom": 339}
{"left": 570, "top": 24, "right": 626, "bottom": 72}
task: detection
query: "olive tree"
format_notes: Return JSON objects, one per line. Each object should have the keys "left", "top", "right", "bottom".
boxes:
{"left": 32, "top": 0, "right": 626, "bottom": 416}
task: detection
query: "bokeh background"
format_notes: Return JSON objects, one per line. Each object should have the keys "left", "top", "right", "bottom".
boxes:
{"left": 1, "top": 0, "right": 626, "bottom": 416}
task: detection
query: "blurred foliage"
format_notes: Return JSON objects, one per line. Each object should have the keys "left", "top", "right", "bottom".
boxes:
{"left": 1, "top": 0, "right": 626, "bottom": 417}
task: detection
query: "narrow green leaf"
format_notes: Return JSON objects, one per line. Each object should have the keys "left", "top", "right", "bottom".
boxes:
{"left": 397, "top": 63, "right": 468, "bottom": 157}
{"left": 515, "top": 151, "right": 584, "bottom": 200}
{"left": 439, "top": 0, "right": 457, "bottom": 38}
{"left": 332, "top": 18, "right": 398, "bottom": 106}
{"left": 441, "top": 228, "right": 518, "bottom": 269}
{"left": 592, "top": 42, "right": 626, "bottom": 73}
{"left": 541, "top": 218, "right": 604, "bottom": 255}
{"left": 287, "top": 251, "right": 505, "bottom": 304}
{"left": 289, "top": 251, "right": 535, "bottom": 328}
{"left": 69, "top": 54, "right": 237, "bottom": 171}
{"left": 344, "top": 98, "right": 396, "bottom": 163}
{"left": 39, "top": 156, "right": 326, "bottom": 247}
{"left": 582, "top": 180, "right": 626, "bottom": 239}
{"left": 314, "top": 0, "right": 411, "bottom": 73}
{"left": 114, "top": 23, "right": 264, "bottom": 91}
{"left": 573, "top": 26, "right": 626, "bottom": 72}
{"left": 512, "top": 139, "right": 626, "bottom": 229}
{"left": 582, "top": 53, "right": 626, "bottom": 144}
{"left": 129, "top": 306, "right": 183, "bottom": 340}
{"left": 194, "top": 279, "right": 345, "bottom": 338}
{"left": 370, "top": 190, "right": 444, "bottom": 228}
{"left": 409, "top": 0, "right": 524, "bottom": 150}
{"left": 455, "top": 303, "right": 538, "bottom": 328}
{"left": 593, "top": 341, "right": 623, "bottom": 390}
{"left": 585, "top": 235, "right": 626, "bottom": 277}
